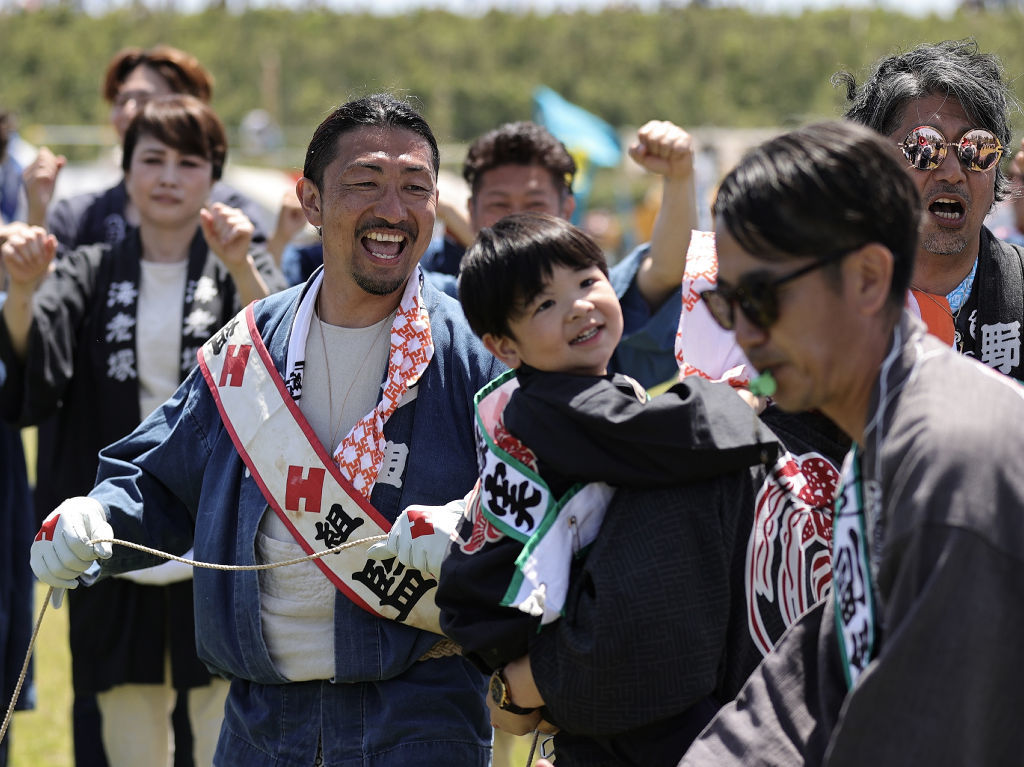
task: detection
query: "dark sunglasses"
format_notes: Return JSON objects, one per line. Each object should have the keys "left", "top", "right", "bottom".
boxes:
{"left": 700, "top": 254, "right": 846, "bottom": 331}
{"left": 898, "top": 125, "right": 1003, "bottom": 172}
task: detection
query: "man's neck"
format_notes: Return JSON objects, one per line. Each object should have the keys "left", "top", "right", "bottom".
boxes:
{"left": 912, "top": 243, "right": 980, "bottom": 297}
{"left": 318, "top": 272, "right": 407, "bottom": 329}
{"left": 822, "top": 318, "right": 897, "bottom": 446}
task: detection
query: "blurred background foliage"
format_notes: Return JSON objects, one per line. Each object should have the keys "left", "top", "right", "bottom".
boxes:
{"left": 5, "top": 4, "right": 1024, "bottom": 159}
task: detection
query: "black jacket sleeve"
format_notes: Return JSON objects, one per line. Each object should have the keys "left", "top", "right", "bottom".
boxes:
{"left": 505, "top": 372, "right": 778, "bottom": 489}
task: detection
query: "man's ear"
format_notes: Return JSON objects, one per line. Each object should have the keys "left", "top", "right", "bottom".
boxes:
{"left": 560, "top": 193, "right": 576, "bottom": 222}
{"left": 467, "top": 196, "right": 481, "bottom": 234}
{"left": 847, "top": 242, "right": 894, "bottom": 316}
{"left": 481, "top": 332, "right": 522, "bottom": 369}
{"left": 296, "top": 177, "right": 322, "bottom": 227}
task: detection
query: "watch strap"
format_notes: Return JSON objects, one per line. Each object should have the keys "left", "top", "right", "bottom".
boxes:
{"left": 491, "top": 667, "right": 538, "bottom": 715}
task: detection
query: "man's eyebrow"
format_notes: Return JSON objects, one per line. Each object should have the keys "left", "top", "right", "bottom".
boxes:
{"left": 347, "top": 160, "right": 433, "bottom": 176}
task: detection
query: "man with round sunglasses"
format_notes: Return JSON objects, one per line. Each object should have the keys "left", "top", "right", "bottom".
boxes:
{"left": 688, "top": 40, "right": 1023, "bottom": 384}
{"left": 680, "top": 119, "right": 1024, "bottom": 767}
{"left": 834, "top": 38, "right": 1023, "bottom": 381}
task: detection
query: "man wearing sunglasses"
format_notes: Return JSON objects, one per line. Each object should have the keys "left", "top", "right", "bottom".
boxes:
{"left": 680, "top": 119, "right": 1024, "bottom": 767}
{"left": 687, "top": 40, "right": 1022, "bottom": 384}
{"left": 834, "top": 38, "right": 1023, "bottom": 381}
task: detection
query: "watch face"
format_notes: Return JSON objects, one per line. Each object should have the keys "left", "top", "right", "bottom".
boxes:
{"left": 489, "top": 672, "right": 505, "bottom": 705}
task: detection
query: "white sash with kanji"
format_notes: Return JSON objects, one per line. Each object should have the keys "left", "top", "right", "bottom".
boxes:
{"left": 198, "top": 304, "right": 443, "bottom": 635}
{"left": 831, "top": 444, "right": 877, "bottom": 688}
{"left": 472, "top": 370, "right": 613, "bottom": 624}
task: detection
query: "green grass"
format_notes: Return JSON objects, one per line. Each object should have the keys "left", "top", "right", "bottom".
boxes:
{"left": 9, "top": 583, "right": 74, "bottom": 767}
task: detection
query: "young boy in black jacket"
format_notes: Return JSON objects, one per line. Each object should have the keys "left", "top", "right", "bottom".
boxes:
{"left": 371, "top": 212, "right": 780, "bottom": 766}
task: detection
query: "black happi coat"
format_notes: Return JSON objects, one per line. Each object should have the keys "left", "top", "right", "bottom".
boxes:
{"left": 955, "top": 227, "right": 1024, "bottom": 381}
{"left": 682, "top": 314, "right": 1024, "bottom": 767}
{"left": 0, "top": 228, "right": 253, "bottom": 693}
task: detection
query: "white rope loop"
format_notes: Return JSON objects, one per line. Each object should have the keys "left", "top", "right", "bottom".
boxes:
{"left": 0, "top": 533, "right": 388, "bottom": 746}
{"left": 87, "top": 534, "right": 387, "bottom": 570}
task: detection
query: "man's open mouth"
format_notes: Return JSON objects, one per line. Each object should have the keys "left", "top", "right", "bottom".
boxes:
{"left": 928, "top": 197, "right": 965, "bottom": 222}
{"left": 363, "top": 231, "right": 407, "bottom": 260}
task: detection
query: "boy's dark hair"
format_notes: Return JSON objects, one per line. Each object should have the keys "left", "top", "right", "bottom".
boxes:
{"left": 122, "top": 94, "right": 227, "bottom": 181}
{"left": 713, "top": 120, "right": 920, "bottom": 309}
{"left": 303, "top": 94, "right": 439, "bottom": 192}
{"left": 463, "top": 122, "right": 575, "bottom": 198}
{"left": 458, "top": 212, "right": 608, "bottom": 339}
{"left": 834, "top": 38, "right": 1015, "bottom": 201}
{"left": 103, "top": 45, "right": 214, "bottom": 104}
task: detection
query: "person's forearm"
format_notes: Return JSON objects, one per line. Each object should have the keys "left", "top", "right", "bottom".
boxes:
{"left": 635, "top": 173, "right": 697, "bottom": 309}
{"left": 504, "top": 655, "right": 545, "bottom": 708}
{"left": 437, "top": 200, "right": 475, "bottom": 248}
{"left": 2, "top": 283, "right": 37, "bottom": 360}
{"left": 265, "top": 230, "right": 291, "bottom": 265}
{"left": 26, "top": 199, "right": 49, "bottom": 229}
{"left": 227, "top": 255, "right": 271, "bottom": 306}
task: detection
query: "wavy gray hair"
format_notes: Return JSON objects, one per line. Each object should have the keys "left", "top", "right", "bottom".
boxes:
{"left": 833, "top": 39, "right": 1018, "bottom": 202}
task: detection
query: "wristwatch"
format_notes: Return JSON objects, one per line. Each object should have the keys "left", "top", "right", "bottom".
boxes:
{"left": 489, "top": 666, "right": 537, "bottom": 715}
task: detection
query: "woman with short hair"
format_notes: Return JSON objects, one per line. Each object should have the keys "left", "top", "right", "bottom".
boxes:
{"left": 0, "top": 94, "right": 277, "bottom": 767}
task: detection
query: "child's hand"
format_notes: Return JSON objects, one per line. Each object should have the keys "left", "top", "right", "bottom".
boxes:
{"left": 366, "top": 497, "right": 465, "bottom": 578}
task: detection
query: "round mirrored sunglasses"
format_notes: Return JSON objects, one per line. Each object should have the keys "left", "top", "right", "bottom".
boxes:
{"left": 898, "top": 125, "right": 1003, "bottom": 173}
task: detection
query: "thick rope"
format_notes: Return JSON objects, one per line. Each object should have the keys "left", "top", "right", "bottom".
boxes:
{"left": 0, "top": 585, "right": 53, "bottom": 745}
{"left": 0, "top": 533, "right": 387, "bottom": 746}
{"left": 525, "top": 729, "right": 541, "bottom": 767}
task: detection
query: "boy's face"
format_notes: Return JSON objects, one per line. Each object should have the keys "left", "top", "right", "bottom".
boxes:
{"left": 483, "top": 263, "right": 622, "bottom": 376}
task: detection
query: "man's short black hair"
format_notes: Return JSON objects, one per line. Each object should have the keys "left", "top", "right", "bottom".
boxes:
{"left": 458, "top": 212, "right": 607, "bottom": 340}
{"left": 463, "top": 122, "right": 575, "bottom": 198}
{"left": 834, "top": 38, "right": 1017, "bottom": 201}
{"left": 713, "top": 120, "right": 920, "bottom": 308}
{"left": 303, "top": 94, "right": 439, "bottom": 192}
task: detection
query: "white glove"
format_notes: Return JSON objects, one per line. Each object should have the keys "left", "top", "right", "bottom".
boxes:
{"left": 366, "top": 497, "right": 465, "bottom": 579}
{"left": 31, "top": 497, "right": 113, "bottom": 608}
